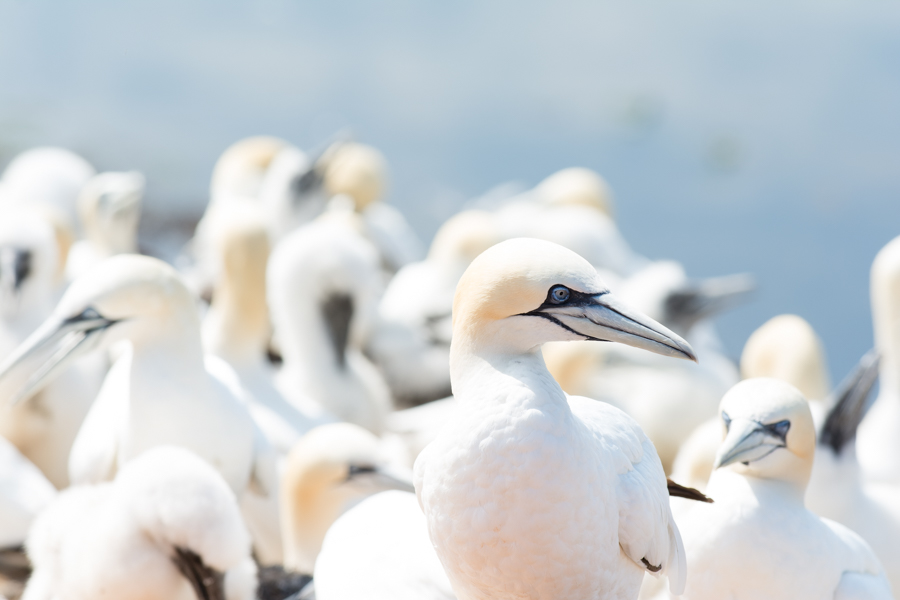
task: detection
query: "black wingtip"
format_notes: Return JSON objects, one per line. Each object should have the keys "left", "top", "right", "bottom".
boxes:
{"left": 667, "top": 478, "right": 713, "bottom": 503}
{"left": 171, "top": 547, "right": 225, "bottom": 600}
{"left": 820, "top": 349, "right": 880, "bottom": 455}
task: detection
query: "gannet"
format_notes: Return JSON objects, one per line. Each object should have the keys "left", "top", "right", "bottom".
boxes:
{"left": 807, "top": 350, "right": 900, "bottom": 592}
{"left": 22, "top": 446, "right": 257, "bottom": 600}
{"left": 0, "top": 209, "right": 103, "bottom": 488}
{"left": 415, "top": 238, "right": 696, "bottom": 600}
{"left": 0, "top": 147, "right": 95, "bottom": 232}
{"left": 258, "top": 144, "right": 331, "bottom": 242}
{"left": 671, "top": 378, "right": 892, "bottom": 600}
{"left": 315, "top": 491, "right": 455, "bottom": 600}
{"left": 202, "top": 204, "right": 323, "bottom": 453}
{"left": 671, "top": 313, "right": 831, "bottom": 491}
{"left": 268, "top": 216, "right": 392, "bottom": 434}
{"left": 0, "top": 254, "right": 281, "bottom": 563}
{"left": 373, "top": 210, "right": 500, "bottom": 406}
{"left": 858, "top": 235, "right": 900, "bottom": 484}
{"left": 323, "top": 142, "right": 424, "bottom": 272}
{"left": 280, "top": 423, "right": 415, "bottom": 575}
{"left": 543, "top": 260, "right": 752, "bottom": 471}
{"left": 535, "top": 166, "right": 615, "bottom": 217}
{"left": 210, "top": 136, "right": 289, "bottom": 203}
{"left": 65, "top": 171, "right": 145, "bottom": 281}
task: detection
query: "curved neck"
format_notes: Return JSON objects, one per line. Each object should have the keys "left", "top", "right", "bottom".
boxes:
{"left": 207, "top": 272, "right": 269, "bottom": 366}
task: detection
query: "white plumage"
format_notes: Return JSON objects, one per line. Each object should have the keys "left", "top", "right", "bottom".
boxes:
{"left": 416, "top": 238, "right": 695, "bottom": 600}
{"left": 22, "top": 446, "right": 256, "bottom": 600}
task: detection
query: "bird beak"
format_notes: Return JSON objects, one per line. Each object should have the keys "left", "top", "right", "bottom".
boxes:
{"left": 538, "top": 292, "right": 697, "bottom": 361}
{"left": 345, "top": 464, "right": 416, "bottom": 494}
{"left": 714, "top": 419, "right": 785, "bottom": 469}
{"left": 665, "top": 274, "right": 755, "bottom": 328}
{"left": 0, "top": 309, "right": 118, "bottom": 405}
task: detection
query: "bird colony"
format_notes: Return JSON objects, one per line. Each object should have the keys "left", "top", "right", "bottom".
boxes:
{"left": 0, "top": 140, "right": 895, "bottom": 600}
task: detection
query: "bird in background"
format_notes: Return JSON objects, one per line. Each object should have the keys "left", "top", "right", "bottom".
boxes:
{"left": 665, "top": 378, "right": 891, "bottom": 599}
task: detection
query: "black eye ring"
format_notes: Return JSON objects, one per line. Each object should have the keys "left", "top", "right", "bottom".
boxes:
{"left": 549, "top": 285, "right": 570, "bottom": 305}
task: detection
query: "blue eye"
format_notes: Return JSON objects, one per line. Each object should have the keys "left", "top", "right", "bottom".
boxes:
{"left": 766, "top": 419, "right": 791, "bottom": 440}
{"left": 549, "top": 286, "right": 570, "bottom": 304}
{"left": 721, "top": 411, "right": 731, "bottom": 431}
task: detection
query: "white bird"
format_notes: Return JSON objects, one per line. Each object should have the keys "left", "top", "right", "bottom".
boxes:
{"left": 415, "top": 238, "right": 696, "bottom": 600}
{"left": 671, "top": 313, "right": 831, "bottom": 491}
{"left": 202, "top": 204, "right": 323, "bottom": 453}
{"left": 0, "top": 435, "right": 56, "bottom": 549}
{"left": 209, "top": 136, "right": 289, "bottom": 204}
{"left": 22, "top": 446, "right": 257, "bottom": 600}
{"left": 315, "top": 491, "right": 455, "bottom": 600}
{"left": 268, "top": 215, "right": 392, "bottom": 434}
{"left": 807, "top": 350, "right": 900, "bottom": 593}
{"left": 322, "top": 142, "right": 424, "bottom": 273}
{"left": 0, "top": 147, "right": 95, "bottom": 233}
{"left": 373, "top": 209, "right": 501, "bottom": 405}
{"left": 670, "top": 378, "right": 891, "bottom": 600}
{"left": 0, "top": 209, "right": 103, "bottom": 488}
{"left": 280, "top": 423, "right": 415, "bottom": 575}
{"left": 858, "top": 235, "right": 900, "bottom": 484}
{"left": 65, "top": 171, "right": 145, "bottom": 281}
{"left": 0, "top": 254, "right": 281, "bottom": 563}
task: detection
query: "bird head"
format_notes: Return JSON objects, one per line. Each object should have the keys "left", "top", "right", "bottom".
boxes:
{"left": 713, "top": 378, "right": 816, "bottom": 487}
{"left": 77, "top": 171, "right": 144, "bottom": 254}
{"left": 450, "top": 238, "right": 695, "bottom": 361}
{"left": 535, "top": 167, "right": 614, "bottom": 217}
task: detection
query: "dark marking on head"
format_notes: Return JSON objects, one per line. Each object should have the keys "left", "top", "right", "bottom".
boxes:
{"left": 290, "top": 167, "right": 324, "bottom": 204}
{"left": 0, "top": 246, "right": 32, "bottom": 293}
{"left": 763, "top": 419, "right": 790, "bottom": 443}
{"left": 322, "top": 293, "right": 353, "bottom": 369}
{"left": 171, "top": 547, "right": 225, "bottom": 600}
{"left": 346, "top": 464, "right": 377, "bottom": 480}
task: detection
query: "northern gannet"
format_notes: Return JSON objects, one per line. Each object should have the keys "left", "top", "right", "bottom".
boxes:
{"left": 671, "top": 313, "right": 831, "bottom": 491}
{"left": 0, "top": 209, "right": 102, "bottom": 488}
{"left": 807, "top": 350, "right": 900, "bottom": 592}
{"left": 22, "top": 446, "right": 257, "bottom": 600}
{"left": 280, "top": 423, "right": 415, "bottom": 575}
{"left": 0, "top": 147, "right": 95, "bottom": 232}
{"left": 672, "top": 378, "right": 892, "bottom": 599}
{"left": 268, "top": 216, "right": 392, "bottom": 434}
{"left": 210, "top": 136, "right": 289, "bottom": 203}
{"left": 373, "top": 209, "right": 500, "bottom": 406}
{"left": 858, "top": 235, "right": 900, "bottom": 484}
{"left": 323, "top": 142, "right": 424, "bottom": 272}
{"left": 258, "top": 144, "right": 331, "bottom": 242}
{"left": 415, "top": 238, "right": 696, "bottom": 600}
{"left": 315, "top": 491, "right": 455, "bottom": 600}
{"left": 535, "top": 166, "right": 615, "bottom": 217}
{"left": 202, "top": 204, "right": 323, "bottom": 453}
{"left": 0, "top": 254, "right": 281, "bottom": 563}
{"left": 65, "top": 171, "right": 145, "bottom": 281}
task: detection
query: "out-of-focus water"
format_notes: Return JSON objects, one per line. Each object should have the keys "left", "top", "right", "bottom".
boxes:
{"left": 1, "top": 0, "right": 899, "bottom": 381}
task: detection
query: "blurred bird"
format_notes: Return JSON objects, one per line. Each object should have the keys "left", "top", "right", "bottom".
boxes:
{"left": 0, "top": 209, "right": 103, "bottom": 488}
{"left": 323, "top": 142, "right": 424, "bottom": 273}
{"left": 0, "top": 435, "right": 56, "bottom": 550}
{"left": 66, "top": 171, "right": 145, "bottom": 281}
{"left": 22, "top": 446, "right": 257, "bottom": 600}
{"left": 280, "top": 423, "right": 414, "bottom": 576}
{"left": 268, "top": 215, "right": 392, "bottom": 434}
{"left": 670, "top": 378, "right": 891, "bottom": 599}
{"left": 315, "top": 491, "right": 454, "bottom": 600}
{"left": 202, "top": 204, "right": 323, "bottom": 454}
{"left": 858, "top": 235, "right": 900, "bottom": 484}
{"left": 0, "top": 254, "right": 281, "bottom": 563}
{"left": 671, "top": 313, "right": 830, "bottom": 491}
{"left": 0, "top": 147, "right": 95, "bottom": 233}
{"left": 210, "top": 136, "right": 289, "bottom": 205}
{"left": 416, "top": 238, "right": 696, "bottom": 600}
{"left": 807, "top": 350, "right": 900, "bottom": 592}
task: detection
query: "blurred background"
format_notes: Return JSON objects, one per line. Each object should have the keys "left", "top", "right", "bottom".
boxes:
{"left": 1, "top": 0, "right": 899, "bottom": 379}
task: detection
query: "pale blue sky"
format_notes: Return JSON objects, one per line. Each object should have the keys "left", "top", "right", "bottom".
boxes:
{"left": 2, "top": 0, "right": 899, "bottom": 379}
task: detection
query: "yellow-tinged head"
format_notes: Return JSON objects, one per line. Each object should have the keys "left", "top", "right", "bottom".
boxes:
{"left": 535, "top": 167, "right": 614, "bottom": 217}
{"left": 427, "top": 209, "right": 501, "bottom": 266}
{"left": 323, "top": 143, "right": 387, "bottom": 210}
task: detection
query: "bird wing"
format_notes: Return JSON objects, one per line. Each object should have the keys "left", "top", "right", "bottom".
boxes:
{"left": 823, "top": 518, "right": 893, "bottom": 600}
{"left": 67, "top": 351, "right": 131, "bottom": 485}
{"left": 568, "top": 395, "right": 686, "bottom": 595}
{"left": 834, "top": 571, "right": 894, "bottom": 600}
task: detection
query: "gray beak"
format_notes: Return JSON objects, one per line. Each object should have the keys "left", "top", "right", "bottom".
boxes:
{"left": 665, "top": 273, "right": 755, "bottom": 331}
{"left": 344, "top": 463, "right": 416, "bottom": 494}
{"left": 537, "top": 291, "right": 697, "bottom": 362}
{"left": 714, "top": 417, "right": 788, "bottom": 469}
{"left": 0, "top": 308, "right": 117, "bottom": 405}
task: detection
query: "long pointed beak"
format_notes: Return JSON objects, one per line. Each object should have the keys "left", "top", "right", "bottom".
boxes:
{"left": 665, "top": 274, "right": 755, "bottom": 328}
{"left": 714, "top": 418, "right": 784, "bottom": 469}
{"left": 541, "top": 292, "right": 696, "bottom": 362}
{"left": 0, "top": 310, "right": 116, "bottom": 405}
